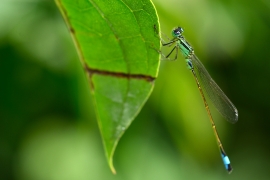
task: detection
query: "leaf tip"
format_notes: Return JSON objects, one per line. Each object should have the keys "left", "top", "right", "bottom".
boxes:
{"left": 109, "top": 157, "right": 117, "bottom": 174}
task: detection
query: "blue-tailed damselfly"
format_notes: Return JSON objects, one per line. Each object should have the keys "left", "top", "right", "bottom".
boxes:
{"left": 161, "top": 27, "right": 238, "bottom": 173}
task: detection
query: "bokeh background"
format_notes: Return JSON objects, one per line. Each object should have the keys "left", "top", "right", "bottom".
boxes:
{"left": 1, "top": 0, "right": 270, "bottom": 179}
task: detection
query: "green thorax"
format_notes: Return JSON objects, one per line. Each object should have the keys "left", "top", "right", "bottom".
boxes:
{"left": 177, "top": 37, "right": 193, "bottom": 57}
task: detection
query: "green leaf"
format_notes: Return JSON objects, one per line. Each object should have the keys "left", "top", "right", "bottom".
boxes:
{"left": 55, "top": 0, "right": 160, "bottom": 173}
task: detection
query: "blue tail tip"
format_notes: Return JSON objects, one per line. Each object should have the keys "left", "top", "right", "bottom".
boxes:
{"left": 221, "top": 151, "right": 233, "bottom": 173}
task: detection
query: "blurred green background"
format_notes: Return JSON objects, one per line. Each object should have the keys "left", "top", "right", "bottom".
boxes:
{"left": 1, "top": 0, "right": 270, "bottom": 179}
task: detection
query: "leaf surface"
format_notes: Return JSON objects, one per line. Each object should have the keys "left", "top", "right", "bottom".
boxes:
{"left": 55, "top": 0, "right": 160, "bottom": 173}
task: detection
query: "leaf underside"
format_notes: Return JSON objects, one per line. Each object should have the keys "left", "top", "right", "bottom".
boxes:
{"left": 55, "top": 0, "right": 160, "bottom": 173}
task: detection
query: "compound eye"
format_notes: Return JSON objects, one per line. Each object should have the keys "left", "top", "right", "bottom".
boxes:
{"left": 173, "top": 29, "right": 180, "bottom": 36}
{"left": 176, "top": 27, "right": 184, "bottom": 34}
{"left": 172, "top": 27, "right": 184, "bottom": 37}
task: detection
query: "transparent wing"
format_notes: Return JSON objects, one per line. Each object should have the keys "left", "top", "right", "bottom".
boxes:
{"left": 190, "top": 54, "right": 238, "bottom": 123}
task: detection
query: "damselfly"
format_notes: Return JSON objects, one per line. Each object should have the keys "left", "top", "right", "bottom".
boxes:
{"left": 161, "top": 27, "right": 238, "bottom": 173}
